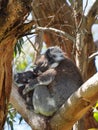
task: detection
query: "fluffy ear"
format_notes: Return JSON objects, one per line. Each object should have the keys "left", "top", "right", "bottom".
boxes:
{"left": 45, "top": 48, "right": 51, "bottom": 58}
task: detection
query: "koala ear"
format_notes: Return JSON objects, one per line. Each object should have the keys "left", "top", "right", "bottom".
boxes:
{"left": 45, "top": 48, "right": 52, "bottom": 58}
{"left": 46, "top": 46, "right": 55, "bottom": 57}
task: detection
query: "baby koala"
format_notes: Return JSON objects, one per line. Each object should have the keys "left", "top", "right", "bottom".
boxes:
{"left": 14, "top": 71, "right": 37, "bottom": 109}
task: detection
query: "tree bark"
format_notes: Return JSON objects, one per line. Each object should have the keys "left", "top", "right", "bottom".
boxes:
{"left": 0, "top": 36, "right": 17, "bottom": 129}
{"left": 0, "top": 0, "right": 33, "bottom": 129}
{"left": 32, "top": 0, "right": 75, "bottom": 59}
{"left": 32, "top": 0, "right": 96, "bottom": 79}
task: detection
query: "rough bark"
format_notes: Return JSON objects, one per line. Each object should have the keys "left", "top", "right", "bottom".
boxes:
{"left": 73, "top": 0, "right": 97, "bottom": 81}
{"left": 0, "top": 36, "right": 16, "bottom": 129}
{"left": 0, "top": 0, "right": 34, "bottom": 129}
{"left": 32, "top": 0, "right": 75, "bottom": 59}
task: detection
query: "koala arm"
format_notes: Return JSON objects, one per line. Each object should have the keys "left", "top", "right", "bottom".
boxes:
{"left": 23, "top": 68, "right": 57, "bottom": 95}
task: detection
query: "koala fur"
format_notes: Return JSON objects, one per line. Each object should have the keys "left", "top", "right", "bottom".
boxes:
{"left": 33, "top": 46, "right": 65, "bottom": 75}
{"left": 14, "top": 71, "right": 37, "bottom": 109}
{"left": 23, "top": 46, "right": 83, "bottom": 116}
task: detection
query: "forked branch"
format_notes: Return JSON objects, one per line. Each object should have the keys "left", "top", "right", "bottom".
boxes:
{"left": 10, "top": 73, "right": 98, "bottom": 130}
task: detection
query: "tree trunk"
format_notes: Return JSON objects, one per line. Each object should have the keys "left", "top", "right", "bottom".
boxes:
{"left": 0, "top": 36, "right": 17, "bottom": 129}
{"left": 0, "top": 0, "right": 33, "bottom": 129}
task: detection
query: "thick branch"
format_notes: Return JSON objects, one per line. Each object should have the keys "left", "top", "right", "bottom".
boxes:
{"left": 25, "top": 26, "right": 75, "bottom": 43}
{"left": 50, "top": 73, "right": 98, "bottom": 130}
{"left": 10, "top": 73, "right": 98, "bottom": 130}
{"left": 36, "top": 27, "right": 75, "bottom": 43}
{"left": 14, "top": 20, "right": 36, "bottom": 38}
{"left": 0, "top": 0, "right": 32, "bottom": 42}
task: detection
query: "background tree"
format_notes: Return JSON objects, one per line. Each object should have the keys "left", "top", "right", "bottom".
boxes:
{"left": 0, "top": 0, "right": 98, "bottom": 130}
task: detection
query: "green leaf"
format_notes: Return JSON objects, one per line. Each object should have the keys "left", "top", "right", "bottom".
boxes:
{"left": 19, "top": 116, "right": 23, "bottom": 124}
{"left": 93, "top": 112, "right": 98, "bottom": 122}
{"left": 9, "top": 120, "right": 14, "bottom": 130}
{"left": 93, "top": 102, "right": 98, "bottom": 122}
{"left": 14, "top": 38, "right": 24, "bottom": 56}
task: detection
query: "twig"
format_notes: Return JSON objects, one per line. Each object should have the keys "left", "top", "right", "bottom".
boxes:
{"left": 23, "top": 26, "right": 75, "bottom": 43}
{"left": 88, "top": 51, "right": 98, "bottom": 61}
{"left": 83, "top": 0, "right": 88, "bottom": 15}
{"left": 36, "top": 27, "right": 75, "bottom": 43}
{"left": 26, "top": 36, "right": 39, "bottom": 53}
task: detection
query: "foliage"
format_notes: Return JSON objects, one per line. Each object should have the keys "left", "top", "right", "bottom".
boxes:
{"left": 5, "top": 39, "right": 35, "bottom": 130}
{"left": 93, "top": 102, "right": 98, "bottom": 122}
{"left": 14, "top": 38, "right": 24, "bottom": 56}
{"left": 6, "top": 104, "right": 17, "bottom": 130}
{"left": 13, "top": 38, "right": 35, "bottom": 72}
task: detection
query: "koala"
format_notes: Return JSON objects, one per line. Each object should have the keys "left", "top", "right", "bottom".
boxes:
{"left": 14, "top": 70, "right": 36, "bottom": 85}
{"left": 33, "top": 46, "right": 65, "bottom": 75}
{"left": 23, "top": 46, "right": 83, "bottom": 116}
{"left": 14, "top": 71, "right": 37, "bottom": 109}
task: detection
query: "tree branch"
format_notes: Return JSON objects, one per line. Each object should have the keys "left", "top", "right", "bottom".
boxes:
{"left": 50, "top": 73, "right": 98, "bottom": 130}
{"left": 37, "top": 27, "right": 75, "bottom": 43}
{"left": 88, "top": 51, "right": 98, "bottom": 61}
{"left": 86, "top": 0, "right": 98, "bottom": 31}
{"left": 0, "top": 0, "right": 32, "bottom": 42}
{"left": 10, "top": 73, "right": 98, "bottom": 130}
{"left": 25, "top": 26, "right": 75, "bottom": 43}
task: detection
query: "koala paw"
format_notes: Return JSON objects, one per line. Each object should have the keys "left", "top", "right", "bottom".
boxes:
{"left": 23, "top": 84, "right": 30, "bottom": 95}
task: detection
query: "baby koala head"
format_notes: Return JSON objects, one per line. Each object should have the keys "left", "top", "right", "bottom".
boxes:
{"left": 14, "top": 71, "right": 36, "bottom": 86}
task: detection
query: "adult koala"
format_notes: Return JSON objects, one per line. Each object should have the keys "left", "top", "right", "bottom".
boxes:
{"left": 23, "top": 46, "right": 83, "bottom": 116}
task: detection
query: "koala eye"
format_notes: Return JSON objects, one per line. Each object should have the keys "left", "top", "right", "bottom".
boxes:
{"left": 52, "top": 55, "right": 56, "bottom": 58}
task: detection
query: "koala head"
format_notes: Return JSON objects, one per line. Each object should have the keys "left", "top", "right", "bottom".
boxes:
{"left": 14, "top": 71, "right": 36, "bottom": 85}
{"left": 45, "top": 46, "right": 65, "bottom": 63}
{"left": 33, "top": 46, "right": 65, "bottom": 75}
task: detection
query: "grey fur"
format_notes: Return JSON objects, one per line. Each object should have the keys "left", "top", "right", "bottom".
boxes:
{"left": 23, "top": 46, "right": 83, "bottom": 116}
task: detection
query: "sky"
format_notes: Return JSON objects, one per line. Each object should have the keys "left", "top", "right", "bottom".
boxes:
{"left": 4, "top": 0, "right": 98, "bottom": 130}
{"left": 4, "top": 113, "right": 32, "bottom": 130}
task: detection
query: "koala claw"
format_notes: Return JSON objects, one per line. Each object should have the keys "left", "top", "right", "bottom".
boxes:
{"left": 23, "top": 88, "right": 28, "bottom": 95}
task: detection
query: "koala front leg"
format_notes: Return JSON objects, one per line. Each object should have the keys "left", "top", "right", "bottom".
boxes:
{"left": 23, "top": 69, "right": 56, "bottom": 95}
{"left": 33, "top": 85, "right": 57, "bottom": 116}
